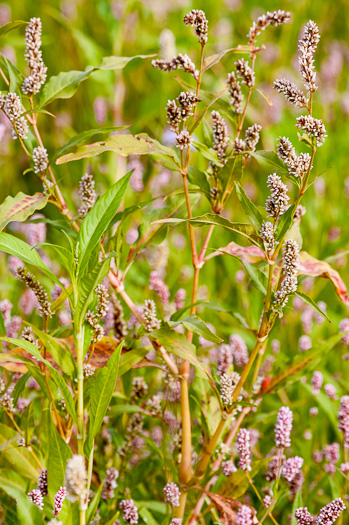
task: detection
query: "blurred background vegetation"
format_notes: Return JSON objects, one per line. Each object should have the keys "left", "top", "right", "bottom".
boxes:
{"left": 0, "top": 1, "right": 349, "bottom": 519}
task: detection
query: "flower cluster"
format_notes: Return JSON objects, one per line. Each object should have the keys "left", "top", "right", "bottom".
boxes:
{"left": 16, "top": 267, "right": 52, "bottom": 317}
{"left": 274, "top": 240, "right": 300, "bottom": 308}
{"left": 260, "top": 222, "right": 275, "bottom": 254}
{"left": 237, "top": 505, "right": 254, "bottom": 525}
{"left": 296, "top": 115, "right": 327, "bottom": 146}
{"left": 119, "top": 499, "right": 139, "bottom": 524}
{"left": 131, "top": 377, "right": 148, "bottom": 400}
{"left": 22, "top": 17, "right": 47, "bottom": 95}
{"left": 183, "top": 9, "right": 208, "bottom": 45}
{"left": 338, "top": 396, "right": 349, "bottom": 448}
{"left": 236, "top": 428, "right": 252, "bottom": 471}
{"left": 0, "top": 92, "right": 28, "bottom": 139}
{"left": 142, "top": 299, "right": 161, "bottom": 331}
{"left": 316, "top": 498, "right": 346, "bottom": 524}
{"left": 235, "top": 59, "right": 255, "bottom": 87}
{"left": 226, "top": 72, "right": 243, "bottom": 114}
{"left": 163, "top": 482, "right": 181, "bottom": 507}
{"left": 273, "top": 79, "right": 308, "bottom": 107}
{"left": 64, "top": 455, "right": 88, "bottom": 506}
{"left": 152, "top": 54, "right": 198, "bottom": 80}
{"left": 298, "top": 20, "right": 320, "bottom": 93}
{"left": 234, "top": 124, "right": 262, "bottom": 154}
{"left": 247, "top": 10, "right": 291, "bottom": 43}
{"left": 102, "top": 467, "right": 119, "bottom": 501}
{"left": 211, "top": 110, "right": 229, "bottom": 164}
{"left": 219, "top": 371, "right": 240, "bottom": 406}
{"left": 275, "top": 405, "right": 293, "bottom": 448}
{"left": 265, "top": 173, "right": 290, "bottom": 218}
{"left": 32, "top": 146, "right": 49, "bottom": 173}
{"left": 53, "top": 487, "right": 66, "bottom": 517}
{"left": 78, "top": 174, "right": 97, "bottom": 217}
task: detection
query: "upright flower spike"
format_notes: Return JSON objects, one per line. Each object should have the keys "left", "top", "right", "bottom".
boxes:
{"left": 237, "top": 505, "right": 254, "bottom": 525}
{"left": 282, "top": 456, "right": 304, "bottom": 482}
{"left": 32, "top": 146, "right": 49, "bottom": 173}
{"left": 22, "top": 17, "right": 47, "bottom": 95}
{"left": 235, "top": 58, "right": 255, "bottom": 87}
{"left": 101, "top": 467, "right": 118, "bottom": 501}
{"left": 265, "top": 173, "right": 290, "bottom": 218}
{"left": 28, "top": 488, "right": 44, "bottom": 510}
{"left": 227, "top": 72, "right": 243, "bottom": 113}
{"left": 64, "top": 455, "right": 88, "bottom": 506}
{"left": 183, "top": 9, "right": 208, "bottom": 45}
{"left": 78, "top": 173, "right": 96, "bottom": 217}
{"left": 163, "top": 482, "right": 181, "bottom": 507}
{"left": 211, "top": 110, "right": 229, "bottom": 164}
{"left": 236, "top": 428, "right": 252, "bottom": 471}
{"left": 119, "top": 499, "right": 139, "bottom": 524}
{"left": 338, "top": 396, "right": 349, "bottom": 448}
{"left": 275, "top": 406, "right": 293, "bottom": 448}
{"left": 142, "top": 299, "right": 161, "bottom": 331}
{"left": 274, "top": 240, "right": 300, "bottom": 308}
{"left": 219, "top": 372, "right": 240, "bottom": 406}
{"left": 298, "top": 20, "right": 320, "bottom": 93}
{"left": 53, "top": 487, "right": 66, "bottom": 516}
{"left": 260, "top": 222, "right": 275, "bottom": 253}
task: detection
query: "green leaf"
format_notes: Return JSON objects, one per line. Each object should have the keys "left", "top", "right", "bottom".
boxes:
{"left": 249, "top": 150, "right": 288, "bottom": 174}
{"left": 227, "top": 255, "right": 267, "bottom": 294}
{"left": 48, "top": 418, "right": 72, "bottom": 500}
{"left": 86, "top": 484, "right": 103, "bottom": 524}
{"left": 75, "top": 258, "right": 111, "bottom": 324}
{"left": 39, "top": 69, "right": 94, "bottom": 107}
{"left": 219, "top": 156, "right": 243, "bottom": 190}
{"left": 0, "top": 423, "right": 38, "bottom": 481}
{"left": 0, "top": 232, "right": 62, "bottom": 286}
{"left": 84, "top": 342, "right": 123, "bottom": 458}
{"left": 275, "top": 204, "right": 296, "bottom": 241}
{"left": 56, "top": 133, "right": 179, "bottom": 167}
{"left": 51, "top": 126, "right": 128, "bottom": 162}
{"left": 171, "top": 300, "right": 231, "bottom": 322}
{"left": 77, "top": 172, "right": 131, "bottom": 273}
{"left": 187, "top": 167, "right": 210, "bottom": 194}
{"left": 108, "top": 404, "right": 144, "bottom": 416}
{"left": 0, "top": 20, "right": 27, "bottom": 39}
{"left": 98, "top": 54, "right": 155, "bottom": 70}
{"left": 118, "top": 347, "right": 150, "bottom": 377}
{"left": 295, "top": 291, "right": 331, "bottom": 322}
{"left": 151, "top": 325, "right": 216, "bottom": 391}
{"left": 154, "top": 214, "right": 255, "bottom": 238}
{"left": 0, "top": 192, "right": 48, "bottom": 233}
{"left": 17, "top": 495, "right": 45, "bottom": 525}
{"left": 192, "top": 141, "right": 223, "bottom": 166}
{"left": 187, "top": 87, "right": 227, "bottom": 134}
{"left": 12, "top": 372, "right": 30, "bottom": 406}
{"left": 0, "top": 470, "right": 27, "bottom": 500}
{"left": 169, "top": 315, "right": 222, "bottom": 343}
{"left": 203, "top": 45, "right": 254, "bottom": 71}
{"left": 27, "top": 323, "right": 76, "bottom": 375}
{"left": 235, "top": 182, "right": 263, "bottom": 230}
{"left": 1, "top": 338, "right": 78, "bottom": 425}
{"left": 291, "top": 489, "right": 303, "bottom": 525}
{"left": 0, "top": 310, "right": 5, "bottom": 336}
{"left": 1, "top": 56, "right": 25, "bottom": 92}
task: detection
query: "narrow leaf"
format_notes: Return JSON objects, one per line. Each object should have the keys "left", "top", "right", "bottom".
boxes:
{"left": 235, "top": 182, "right": 263, "bottom": 230}
{"left": 169, "top": 315, "right": 222, "bottom": 343}
{"left": 295, "top": 291, "right": 331, "bottom": 322}
{"left": 84, "top": 342, "right": 123, "bottom": 457}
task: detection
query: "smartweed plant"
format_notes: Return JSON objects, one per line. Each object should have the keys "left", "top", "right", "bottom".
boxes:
{"left": 0, "top": 8, "right": 348, "bottom": 525}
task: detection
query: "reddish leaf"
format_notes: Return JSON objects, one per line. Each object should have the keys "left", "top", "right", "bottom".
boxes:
{"left": 0, "top": 192, "right": 48, "bottom": 232}
{"left": 298, "top": 251, "right": 349, "bottom": 306}
{"left": 206, "top": 241, "right": 265, "bottom": 263}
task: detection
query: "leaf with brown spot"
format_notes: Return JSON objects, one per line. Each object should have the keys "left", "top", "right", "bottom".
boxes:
{"left": 298, "top": 251, "right": 349, "bottom": 305}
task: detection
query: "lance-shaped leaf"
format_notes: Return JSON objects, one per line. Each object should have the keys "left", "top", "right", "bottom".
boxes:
{"left": 203, "top": 45, "right": 254, "bottom": 71}
{"left": 75, "top": 258, "right": 111, "bottom": 324}
{"left": 220, "top": 253, "right": 268, "bottom": 295}
{"left": 0, "top": 20, "right": 27, "bottom": 38}
{"left": 98, "top": 54, "right": 155, "bottom": 70}
{"left": 168, "top": 315, "right": 223, "bottom": 343}
{"left": 154, "top": 214, "right": 254, "bottom": 238}
{"left": 1, "top": 338, "right": 78, "bottom": 425}
{"left": 77, "top": 172, "right": 131, "bottom": 273}
{"left": 261, "top": 333, "right": 343, "bottom": 395}
{"left": 235, "top": 182, "right": 264, "bottom": 230}
{"left": 26, "top": 323, "right": 76, "bottom": 375}
{"left": 48, "top": 418, "right": 72, "bottom": 501}
{"left": 206, "top": 241, "right": 265, "bottom": 263}
{"left": 56, "top": 133, "right": 179, "bottom": 166}
{"left": 0, "top": 192, "right": 48, "bottom": 233}
{"left": 294, "top": 291, "right": 331, "bottom": 322}
{"left": 249, "top": 150, "right": 288, "bottom": 174}
{"left": 150, "top": 325, "right": 217, "bottom": 393}
{"left": 39, "top": 69, "right": 94, "bottom": 108}
{"left": 298, "top": 251, "right": 349, "bottom": 306}
{"left": 0, "top": 232, "right": 62, "bottom": 286}
{"left": 192, "top": 141, "right": 223, "bottom": 166}
{"left": 84, "top": 342, "right": 123, "bottom": 458}
{"left": 0, "top": 423, "right": 38, "bottom": 481}
{"left": 51, "top": 126, "right": 129, "bottom": 163}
